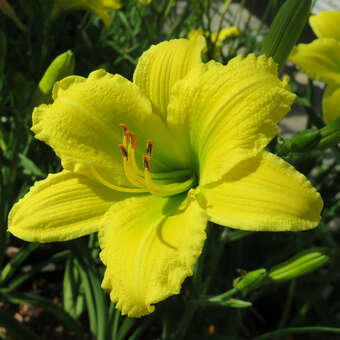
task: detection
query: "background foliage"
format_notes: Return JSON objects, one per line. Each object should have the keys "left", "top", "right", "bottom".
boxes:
{"left": 1, "top": 0, "right": 340, "bottom": 339}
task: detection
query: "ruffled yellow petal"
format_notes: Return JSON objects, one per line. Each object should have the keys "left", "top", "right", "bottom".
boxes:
{"left": 99, "top": 192, "right": 207, "bottom": 317}
{"left": 309, "top": 11, "right": 340, "bottom": 41}
{"left": 322, "top": 85, "right": 340, "bottom": 124}
{"left": 289, "top": 38, "right": 340, "bottom": 86}
{"left": 167, "top": 54, "right": 295, "bottom": 186}
{"left": 133, "top": 37, "right": 206, "bottom": 119}
{"left": 202, "top": 151, "right": 323, "bottom": 231}
{"left": 32, "top": 70, "right": 186, "bottom": 187}
{"left": 8, "top": 171, "right": 129, "bottom": 242}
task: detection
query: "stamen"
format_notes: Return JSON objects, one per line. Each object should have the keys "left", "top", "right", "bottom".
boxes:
{"left": 119, "top": 124, "right": 129, "bottom": 147}
{"left": 146, "top": 140, "right": 154, "bottom": 157}
{"left": 119, "top": 123, "right": 128, "bottom": 136}
{"left": 119, "top": 144, "right": 128, "bottom": 159}
{"left": 89, "top": 165, "right": 147, "bottom": 193}
{"left": 127, "top": 131, "right": 138, "bottom": 149}
{"left": 143, "top": 155, "right": 151, "bottom": 171}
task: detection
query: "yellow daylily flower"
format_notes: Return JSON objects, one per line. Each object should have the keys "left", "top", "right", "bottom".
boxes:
{"left": 8, "top": 37, "right": 323, "bottom": 317}
{"left": 188, "top": 26, "right": 239, "bottom": 57}
{"left": 289, "top": 10, "right": 340, "bottom": 123}
{"left": 52, "top": 0, "right": 122, "bottom": 26}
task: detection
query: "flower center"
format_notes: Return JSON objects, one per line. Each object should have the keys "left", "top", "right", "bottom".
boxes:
{"left": 90, "top": 124, "right": 195, "bottom": 197}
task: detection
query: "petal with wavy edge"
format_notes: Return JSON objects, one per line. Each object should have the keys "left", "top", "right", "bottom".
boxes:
{"left": 8, "top": 171, "right": 130, "bottom": 242}
{"left": 167, "top": 54, "right": 295, "bottom": 186}
{"left": 133, "top": 37, "right": 206, "bottom": 119}
{"left": 309, "top": 11, "right": 340, "bottom": 41}
{"left": 202, "top": 151, "right": 323, "bottom": 231}
{"left": 99, "top": 192, "right": 207, "bottom": 317}
{"left": 289, "top": 39, "right": 340, "bottom": 86}
{"left": 322, "top": 85, "right": 340, "bottom": 124}
{"left": 32, "top": 70, "right": 187, "bottom": 187}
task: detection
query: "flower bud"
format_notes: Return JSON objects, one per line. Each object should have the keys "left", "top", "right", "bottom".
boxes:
{"left": 233, "top": 269, "right": 267, "bottom": 295}
{"left": 269, "top": 248, "right": 329, "bottom": 282}
{"left": 30, "top": 50, "right": 75, "bottom": 107}
{"left": 261, "top": 0, "right": 312, "bottom": 72}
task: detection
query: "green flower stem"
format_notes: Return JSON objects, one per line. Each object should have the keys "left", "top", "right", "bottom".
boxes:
{"left": 277, "top": 279, "right": 296, "bottom": 329}
{"left": 206, "top": 288, "right": 238, "bottom": 303}
{"left": 253, "top": 327, "right": 340, "bottom": 340}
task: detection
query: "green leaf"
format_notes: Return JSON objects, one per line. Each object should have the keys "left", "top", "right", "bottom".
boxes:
{"left": 0, "top": 242, "right": 39, "bottom": 284}
{"left": 261, "top": 0, "right": 312, "bottom": 71}
{"left": 63, "top": 255, "right": 85, "bottom": 319}
{"left": 18, "top": 154, "right": 46, "bottom": 177}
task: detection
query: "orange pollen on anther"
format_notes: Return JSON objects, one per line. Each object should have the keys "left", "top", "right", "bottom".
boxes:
{"left": 126, "top": 130, "right": 138, "bottom": 149}
{"left": 146, "top": 140, "right": 154, "bottom": 157}
{"left": 118, "top": 144, "right": 128, "bottom": 159}
{"left": 119, "top": 123, "right": 128, "bottom": 136}
{"left": 143, "top": 155, "right": 151, "bottom": 171}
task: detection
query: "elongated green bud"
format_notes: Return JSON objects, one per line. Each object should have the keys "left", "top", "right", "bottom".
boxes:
{"left": 261, "top": 0, "right": 311, "bottom": 72}
{"left": 216, "top": 298, "right": 252, "bottom": 308}
{"left": 318, "top": 116, "right": 340, "bottom": 149}
{"left": 30, "top": 50, "right": 75, "bottom": 107}
{"left": 269, "top": 248, "right": 329, "bottom": 282}
{"left": 233, "top": 269, "right": 267, "bottom": 295}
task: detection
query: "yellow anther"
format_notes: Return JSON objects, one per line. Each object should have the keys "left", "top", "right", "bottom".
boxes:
{"left": 146, "top": 140, "right": 154, "bottom": 157}
{"left": 119, "top": 144, "right": 128, "bottom": 159}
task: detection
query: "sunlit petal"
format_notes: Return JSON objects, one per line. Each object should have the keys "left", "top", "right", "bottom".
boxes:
{"left": 322, "top": 85, "right": 340, "bottom": 124}
{"left": 168, "top": 54, "right": 295, "bottom": 185}
{"left": 309, "top": 11, "right": 340, "bottom": 40}
{"left": 289, "top": 38, "right": 340, "bottom": 86}
{"left": 32, "top": 70, "right": 187, "bottom": 187}
{"left": 202, "top": 151, "right": 323, "bottom": 231}
{"left": 8, "top": 171, "right": 130, "bottom": 242}
{"left": 99, "top": 192, "right": 207, "bottom": 317}
{"left": 133, "top": 37, "right": 206, "bottom": 119}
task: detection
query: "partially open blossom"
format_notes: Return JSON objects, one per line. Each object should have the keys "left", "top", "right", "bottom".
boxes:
{"left": 8, "top": 37, "right": 323, "bottom": 317}
{"left": 52, "top": 0, "right": 122, "bottom": 26}
{"left": 289, "top": 10, "right": 340, "bottom": 123}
